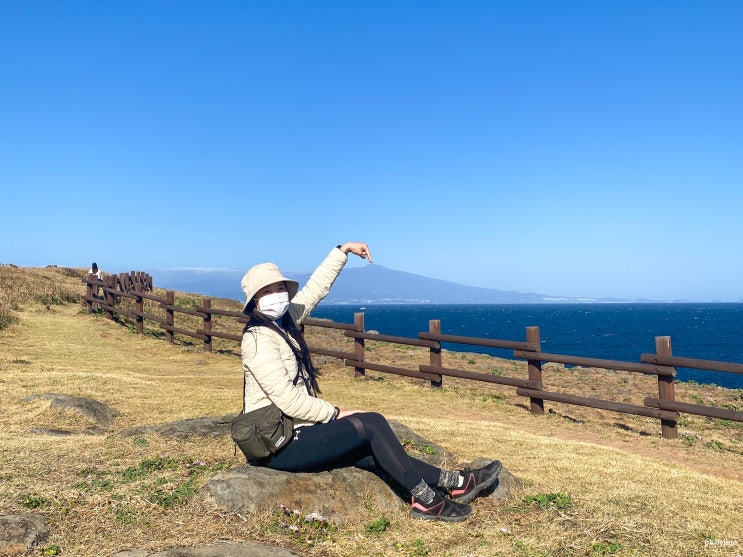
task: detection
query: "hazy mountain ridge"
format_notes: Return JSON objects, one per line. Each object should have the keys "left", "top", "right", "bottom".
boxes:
{"left": 151, "top": 264, "right": 638, "bottom": 304}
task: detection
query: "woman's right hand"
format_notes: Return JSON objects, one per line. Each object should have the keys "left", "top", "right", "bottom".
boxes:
{"left": 338, "top": 242, "right": 373, "bottom": 263}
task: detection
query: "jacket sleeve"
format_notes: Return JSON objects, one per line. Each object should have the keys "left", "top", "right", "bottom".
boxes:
{"left": 242, "top": 329, "right": 336, "bottom": 423}
{"left": 289, "top": 247, "right": 347, "bottom": 325}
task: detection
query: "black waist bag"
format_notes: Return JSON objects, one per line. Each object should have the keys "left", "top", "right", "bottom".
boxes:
{"left": 231, "top": 404, "right": 294, "bottom": 461}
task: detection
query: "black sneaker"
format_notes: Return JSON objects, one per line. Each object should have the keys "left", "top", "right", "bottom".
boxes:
{"left": 447, "top": 460, "right": 502, "bottom": 504}
{"left": 410, "top": 490, "right": 472, "bottom": 522}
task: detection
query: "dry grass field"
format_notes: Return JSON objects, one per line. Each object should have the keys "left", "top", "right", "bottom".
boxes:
{"left": 1, "top": 266, "right": 742, "bottom": 557}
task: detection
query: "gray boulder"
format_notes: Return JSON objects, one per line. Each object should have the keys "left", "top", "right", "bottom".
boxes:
{"left": 199, "top": 464, "right": 405, "bottom": 523}
{"left": 23, "top": 392, "right": 118, "bottom": 434}
{"left": 199, "top": 456, "right": 520, "bottom": 525}
{"left": 117, "top": 414, "right": 236, "bottom": 438}
{"left": 0, "top": 513, "right": 49, "bottom": 551}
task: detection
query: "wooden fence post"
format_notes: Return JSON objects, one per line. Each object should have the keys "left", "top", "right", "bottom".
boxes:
{"left": 655, "top": 336, "right": 679, "bottom": 439}
{"left": 526, "top": 326, "right": 544, "bottom": 415}
{"left": 429, "top": 320, "right": 443, "bottom": 388}
{"left": 93, "top": 276, "right": 101, "bottom": 311}
{"left": 85, "top": 277, "right": 93, "bottom": 314}
{"left": 134, "top": 283, "right": 144, "bottom": 334}
{"left": 353, "top": 312, "right": 365, "bottom": 378}
{"left": 165, "top": 291, "right": 175, "bottom": 344}
{"left": 104, "top": 275, "right": 115, "bottom": 320}
{"left": 202, "top": 298, "right": 212, "bottom": 352}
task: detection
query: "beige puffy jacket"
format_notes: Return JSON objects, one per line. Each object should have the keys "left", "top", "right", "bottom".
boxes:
{"left": 240, "top": 247, "right": 347, "bottom": 427}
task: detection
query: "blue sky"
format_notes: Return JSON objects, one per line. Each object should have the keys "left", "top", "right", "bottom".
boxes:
{"left": 2, "top": 1, "right": 741, "bottom": 302}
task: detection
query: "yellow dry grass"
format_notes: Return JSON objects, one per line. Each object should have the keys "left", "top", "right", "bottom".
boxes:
{"left": 0, "top": 265, "right": 82, "bottom": 330}
{"left": 1, "top": 267, "right": 742, "bottom": 557}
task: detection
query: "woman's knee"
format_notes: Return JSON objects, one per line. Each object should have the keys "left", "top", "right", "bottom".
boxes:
{"left": 355, "top": 411, "right": 393, "bottom": 435}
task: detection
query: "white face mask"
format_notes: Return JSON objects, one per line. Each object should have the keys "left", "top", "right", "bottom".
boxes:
{"left": 258, "top": 291, "right": 290, "bottom": 320}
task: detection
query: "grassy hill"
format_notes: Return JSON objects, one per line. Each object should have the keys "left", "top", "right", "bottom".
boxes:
{"left": 1, "top": 266, "right": 742, "bottom": 556}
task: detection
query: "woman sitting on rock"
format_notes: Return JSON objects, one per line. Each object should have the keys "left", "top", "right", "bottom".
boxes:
{"left": 237, "top": 242, "right": 501, "bottom": 522}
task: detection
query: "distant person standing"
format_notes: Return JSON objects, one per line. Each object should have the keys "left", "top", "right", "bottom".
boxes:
{"left": 87, "top": 262, "right": 103, "bottom": 311}
{"left": 88, "top": 262, "right": 102, "bottom": 280}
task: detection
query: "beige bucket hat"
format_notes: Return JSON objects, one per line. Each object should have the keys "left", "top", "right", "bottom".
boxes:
{"left": 241, "top": 263, "right": 299, "bottom": 311}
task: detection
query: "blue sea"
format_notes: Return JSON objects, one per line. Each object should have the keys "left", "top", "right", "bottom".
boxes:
{"left": 309, "top": 303, "right": 743, "bottom": 390}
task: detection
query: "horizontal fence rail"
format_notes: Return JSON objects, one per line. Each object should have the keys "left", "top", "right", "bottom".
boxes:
{"left": 513, "top": 351, "right": 677, "bottom": 377}
{"left": 82, "top": 274, "right": 743, "bottom": 439}
{"left": 640, "top": 354, "right": 743, "bottom": 375}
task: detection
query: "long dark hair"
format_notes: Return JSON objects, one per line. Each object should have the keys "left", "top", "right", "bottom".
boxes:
{"left": 243, "top": 300, "right": 321, "bottom": 395}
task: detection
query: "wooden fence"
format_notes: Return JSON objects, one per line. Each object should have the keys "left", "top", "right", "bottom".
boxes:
{"left": 82, "top": 274, "right": 743, "bottom": 439}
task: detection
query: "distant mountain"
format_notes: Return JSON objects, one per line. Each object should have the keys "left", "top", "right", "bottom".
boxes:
{"left": 152, "top": 268, "right": 245, "bottom": 301}
{"left": 293, "top": 265, "right": 571, "bottom": 304}
{"left": 151, "top": 264, "right": 630, "bottom": 304}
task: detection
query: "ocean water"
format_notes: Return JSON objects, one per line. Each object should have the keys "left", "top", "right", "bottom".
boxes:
{"left": 309, "top": 303, "right": 743, "bottom": 390}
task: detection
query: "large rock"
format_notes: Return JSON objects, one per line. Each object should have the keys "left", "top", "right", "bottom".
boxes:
{"left": 117, "top": 414, "right": 236, "bottom": 438}
{"left": 23, "top": 392, "right": 118, "bottom": 434}
{"left": 199, "top": 464, "right": 405, "bottom": 523}
{"left": 200, "top": 457, "right": 520, "bottom": 525}
{"left": 0, "top": 513, "right": 49, "bottom": 551}
{"left": 112, "top": 541, "right": 301, "bottom": 557}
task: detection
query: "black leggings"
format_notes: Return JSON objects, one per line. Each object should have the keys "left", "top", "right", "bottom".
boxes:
{"left": 264, "top": 412, "right": 441, "bottom": 493}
